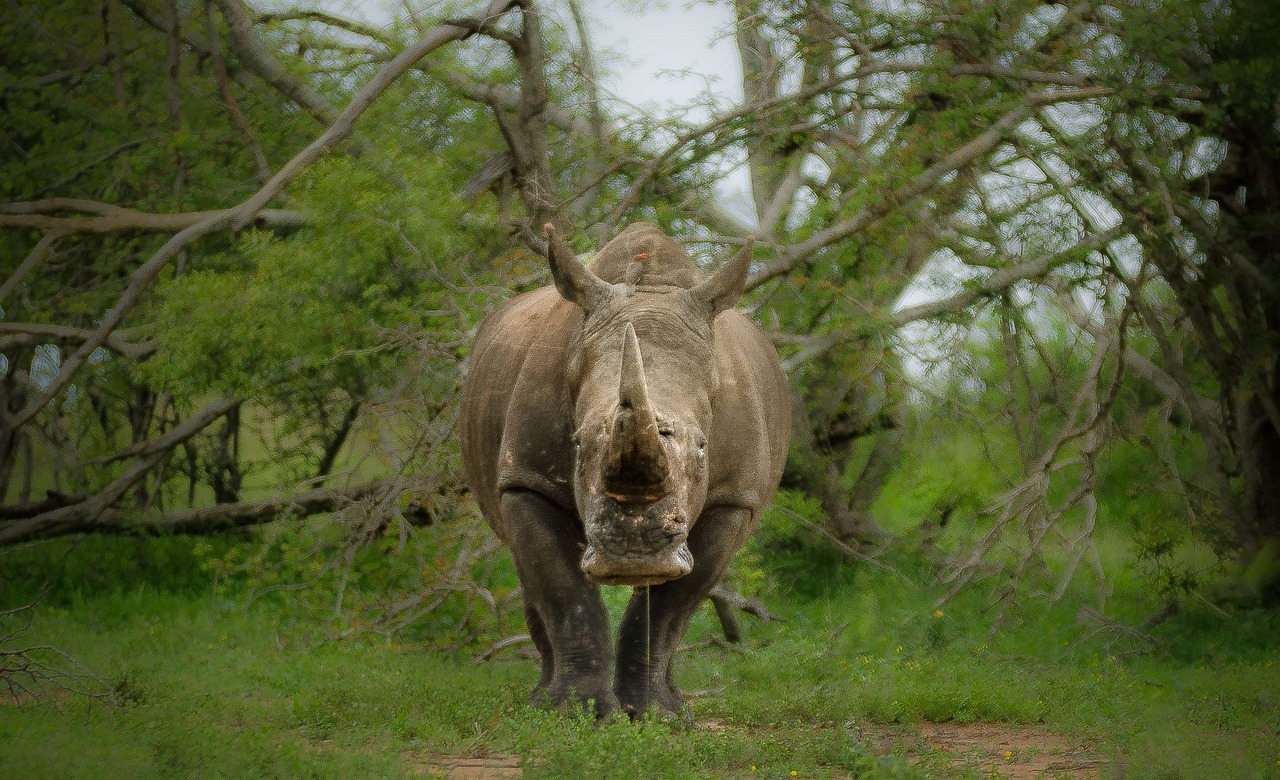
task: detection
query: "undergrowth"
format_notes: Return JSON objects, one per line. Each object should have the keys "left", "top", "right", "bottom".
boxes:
{"left": 2, "top": 528, "right": 1277, "bottom": 779}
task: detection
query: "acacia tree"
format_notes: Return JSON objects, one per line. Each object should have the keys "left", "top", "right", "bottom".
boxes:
{"left": 4, "top": 0, "right": 1276, "bottom": 632}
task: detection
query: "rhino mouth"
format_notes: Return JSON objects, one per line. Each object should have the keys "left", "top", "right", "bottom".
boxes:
{"left": 580, "top": 540, "right": 693, "bottom": 586}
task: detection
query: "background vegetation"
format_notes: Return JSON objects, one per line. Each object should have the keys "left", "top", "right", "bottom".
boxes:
{"left": 2, "top": 0, "right": 1278, "bottom": 777}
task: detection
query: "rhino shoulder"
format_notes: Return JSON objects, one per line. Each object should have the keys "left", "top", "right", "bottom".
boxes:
{"left": 460, "top": 286, "right": 581, "bottom": 526}
{"left": 705, "top": 310, "right": 790, "bottom": 510}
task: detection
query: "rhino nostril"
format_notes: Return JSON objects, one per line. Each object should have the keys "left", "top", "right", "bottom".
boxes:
{"left": 661, "top": 512, "right": 687, "bottom": 534}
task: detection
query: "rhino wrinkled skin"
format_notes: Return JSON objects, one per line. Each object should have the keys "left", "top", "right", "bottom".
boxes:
{"left": 459, "top": 222, "right": 789, "bottom": 718}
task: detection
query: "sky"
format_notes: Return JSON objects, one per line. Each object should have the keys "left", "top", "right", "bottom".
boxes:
{"left": 325, "top": 1, "right": 743, "bottom": 109}
{"left": 317, "top": 0, "right": 755, "bottom": 217}
{"left": 566, "top": 1, "right": 742, "bottom": 111}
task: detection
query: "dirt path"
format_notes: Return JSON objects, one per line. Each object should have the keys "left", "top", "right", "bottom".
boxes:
{"left": 406, "top": 753, "right": 521, "bottom": 779}
{"left": 409, "top": 720, "right": 1106, "bottom": 779}
{"left": 916, "top": 721, "right": 1104, "bottom": 779}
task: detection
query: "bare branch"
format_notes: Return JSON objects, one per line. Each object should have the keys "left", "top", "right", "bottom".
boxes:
{"left": 0, "top": 323, "right": 155, "bottom": 361}
{"left": 891, "top": 224, "right": 1126, "bottom": 325}
{"left": 0, "top": 232, "right": 63, "bottom": 306}
{"left": 253, "top": 7, "right": 388, "bottom": 41}
{"left": 750, "top": 87, "right": 1115, "bottom": 289}
{"left": 474, "top": 634, "right": 533, "bottom": 662}
{"left": 754, "top": 100, "right": 1038, "bottom": 287}
{"left": 707, "top": 583, "right": 783, "bottom": 644}
{"left": 211, "top": 0, "right": 345, "bottom": 128}
{"left": 0, "top": 200, "right": 305, "bottom": 235}
{"left": 206, "top": 0, "right": 272, "bottom": 184}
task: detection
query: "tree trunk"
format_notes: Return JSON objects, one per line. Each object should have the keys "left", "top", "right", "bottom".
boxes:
{"left": 210, "top": 405, "right": 242, "bottom": 503}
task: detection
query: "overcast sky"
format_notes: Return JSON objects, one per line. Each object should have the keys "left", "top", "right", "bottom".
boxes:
{"left": 326, "top": 1, "right": 743, "bottom": 109}
{"left": 315, "top": 0, "right": 754, "bottom": 215}
{"left": 566, "top": 1, "right": 742, "bottom": 111}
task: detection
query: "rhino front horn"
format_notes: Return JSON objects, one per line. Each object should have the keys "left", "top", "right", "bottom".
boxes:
{"left": 605, "top": 322, "right": 669, "bottom": 499}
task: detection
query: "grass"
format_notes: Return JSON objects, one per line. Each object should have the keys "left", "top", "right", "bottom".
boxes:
{"left": 1, "top": 532, "right": 1278, "bottom": 779}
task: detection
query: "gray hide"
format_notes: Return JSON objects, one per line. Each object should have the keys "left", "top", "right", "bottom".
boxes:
{"left": 459, "top": 222, "right": 789, "bottom": 718}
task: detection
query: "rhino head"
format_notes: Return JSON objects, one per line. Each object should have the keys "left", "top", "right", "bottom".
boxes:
{"left": 544, "top": 224, "right": 753, "bottom": 586}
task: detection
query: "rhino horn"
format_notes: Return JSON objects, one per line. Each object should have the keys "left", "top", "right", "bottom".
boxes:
{"left": 689, "top": 235, "right": 755, "bottom": 316}
{"left": 605, "top": 323, "right": 669, "bottom": 498}
{"left": 545, "top": 223, "right": 612, "bottom": 312}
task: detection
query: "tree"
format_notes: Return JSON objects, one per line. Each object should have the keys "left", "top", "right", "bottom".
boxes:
{"left": 3, "top": 0, "right": 1276, "bottom": 634}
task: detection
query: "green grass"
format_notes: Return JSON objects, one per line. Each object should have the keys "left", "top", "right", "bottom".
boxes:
{"left": 2, "top": 534, "right": 1278, "bottom": 779}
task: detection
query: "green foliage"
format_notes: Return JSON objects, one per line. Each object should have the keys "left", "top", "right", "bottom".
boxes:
{"left": 140, "top": 154, "right": 492, "bottom": 400}
{"left": 748, "top": 490, "right": 864, "bottom": 598}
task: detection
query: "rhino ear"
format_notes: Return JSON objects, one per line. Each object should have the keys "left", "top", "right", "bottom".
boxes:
{"left": 689, "top": 236, "right": 754, "bottom": 317}
{"left": 545, "top": 223, "right": 612, "bottom": 312}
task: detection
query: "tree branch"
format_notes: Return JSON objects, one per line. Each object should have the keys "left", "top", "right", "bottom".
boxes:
{"left": 0, "top": 323, "right": 155, "bottom": 361}
{"left": 0, "top": 232, "right": 63, "bottom": 306}
{"left": 252, "top": 7, "right": 387, "bottom": 41}
{"left": 0, "top": 199, "right": 305, "bottom": 235}
{"left": 750, "top": 89, "right": 1114, "bottom": 289}
{"left": 207, "top": 0, "right": 272, "bottom": 184}
{"left": 891, "top": 224, "right": 1126, "bottom": 325}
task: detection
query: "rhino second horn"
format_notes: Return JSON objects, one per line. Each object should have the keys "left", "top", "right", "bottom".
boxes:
{"left": 544, "top": 223, "right": 612, "bottom": 312}
{"left": 605, "top": 323, "right": 669, "bottom": 497}
{"left": 689, "top": 234, "right": 754, "bottom": 316}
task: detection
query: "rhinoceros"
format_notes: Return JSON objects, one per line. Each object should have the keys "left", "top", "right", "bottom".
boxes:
{"left": 459, "top": 222, "right": 789, "bottom": 717}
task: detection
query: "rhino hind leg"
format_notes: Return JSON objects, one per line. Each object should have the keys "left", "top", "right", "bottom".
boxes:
{"left": 500, "top": 490, "right": 620, "bottom": 718}
{"left": 613, "top": 506, "right": 753, "bottom": 718}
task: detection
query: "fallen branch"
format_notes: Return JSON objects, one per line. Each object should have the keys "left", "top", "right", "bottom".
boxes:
{"left": 0, "top": 481, "right": 390, "bottom": 544}
{"left": 707, "top": 584, "right": 783, "bottom": 644}
{"left": 0, "top": 492, "right": 85, "bottom": 521}
{"left": 0, "top": 397, "right": 243, "bottom": 545}
{"left": 474, "top": 633, "right": 533, "bottom": 663}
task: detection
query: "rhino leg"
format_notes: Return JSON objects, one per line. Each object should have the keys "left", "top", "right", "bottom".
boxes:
{"left": 524, "top": 604, "right": 554, "bottom": 692}
{"left": 613, "top": 506, "right": 753, "bottom": 718}
{"left": 500, "top": 490, "right": 619, "bottom": 718}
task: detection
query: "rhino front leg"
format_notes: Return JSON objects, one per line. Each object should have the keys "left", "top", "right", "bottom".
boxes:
{"left": 524, "top": 604, "right": 554, "bottom": 693}
{"left": 614, "top": 506, "right": 753, "bottom": 718}
{"left": 501, "top": 490, "right": 619, "bottom": 718}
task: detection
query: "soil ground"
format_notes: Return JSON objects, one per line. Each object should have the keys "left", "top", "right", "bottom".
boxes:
{"left": 409, "top": 720, "right": 1106, "bottom": 779}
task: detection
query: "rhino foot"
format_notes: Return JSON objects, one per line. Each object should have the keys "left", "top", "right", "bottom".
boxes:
{"left": 616, "top": 681, "right": 688, "bottom": 722}
{"left": 531, "top": 680, "right": 620, "bottom": 719}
